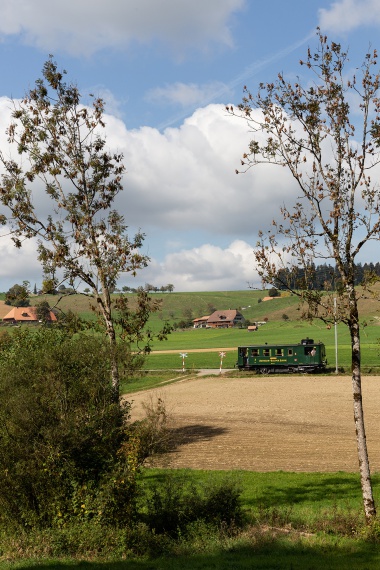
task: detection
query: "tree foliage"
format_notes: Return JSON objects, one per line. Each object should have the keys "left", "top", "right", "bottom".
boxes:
{"left": 0, "top": 57, "right": 151, "bottom": 399}
{"left": 4, "top": 282, "right": 30, "bottom": 307}
{"left": 35, "top": 300, "right": 53, "bottom": 323}
{"left": 229, "top": 31, "right": 380, "bottom": 520}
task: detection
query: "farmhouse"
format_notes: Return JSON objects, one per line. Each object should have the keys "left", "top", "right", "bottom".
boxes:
{"left": 192, "top": 315, "right": 209, "bottom": 328}
{"left": 204, "top": 309, "right": 245, "bottom": 329}
{"left": 2, "top": 306, "right": 57, "bottom": 324}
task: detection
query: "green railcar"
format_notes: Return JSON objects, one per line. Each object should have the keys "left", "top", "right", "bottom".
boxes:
{"left": 236, "top": 338, "right": 327, "bottom": 373}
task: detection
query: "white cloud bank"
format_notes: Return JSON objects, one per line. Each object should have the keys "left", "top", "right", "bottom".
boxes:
{"left": 0, "top": 97, "right": 302, "bottom": 293}
{"left": 135, "top": 240, "right": 260, "bottom": 292}
{"left": 319, "top": 0, "right": 380, "bottom": 32}
{"left": 115, "top": 103, "right": 297, "bottom": 235}
{"left": 0, "top": 0, "right": 245, "bottom": 56}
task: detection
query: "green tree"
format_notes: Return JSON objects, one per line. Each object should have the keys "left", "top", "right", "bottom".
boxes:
{"left": 4, "top": 283, "right": 30, "bottom": 307}
{"left": 41, "top": 278, "right": 57, "bottom": 295}
{"left": 35, "top": 300, "right": 53, "bottom": 323}
{"left": 230, "top": 31, "right": 380, "bottom": 520}
{"left": 0, "top": 58, "right": 149, "bottom": 402}
{"left": 268, "top": 288, "right": 279, "bottom": 298}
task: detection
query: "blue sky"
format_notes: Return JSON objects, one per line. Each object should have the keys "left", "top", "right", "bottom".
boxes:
{"left": 0, "top": 0, "right": 379, "bottom": 292}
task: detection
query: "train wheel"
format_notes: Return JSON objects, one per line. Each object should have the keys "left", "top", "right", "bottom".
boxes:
{"left": 260, "top": 367, "right": 268, "bottom": 374}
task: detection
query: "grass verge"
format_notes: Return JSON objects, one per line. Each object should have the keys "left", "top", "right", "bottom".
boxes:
{"left": 3, "top": 470, "right": 380, "bottom": 568}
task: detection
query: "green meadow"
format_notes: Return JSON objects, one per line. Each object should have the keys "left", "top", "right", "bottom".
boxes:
{"left": 143, "top": 320, "right": 380, "bottom": 372}
{"left": 4, "top": 470, "right": 380, "bottom": 569}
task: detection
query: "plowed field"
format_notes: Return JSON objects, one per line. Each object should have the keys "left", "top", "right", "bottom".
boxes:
{"left": 129, "top": 374, "right": 380, "bottom": 472}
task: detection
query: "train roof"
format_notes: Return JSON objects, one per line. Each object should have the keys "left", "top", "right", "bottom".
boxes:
{"left": 238, "top": 339, "right": 324, "bottom": 348}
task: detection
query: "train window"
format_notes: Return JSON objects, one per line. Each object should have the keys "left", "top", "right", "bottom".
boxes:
{"left": 251, "top": 348, "right": 259, "bottom": 356}
{"left": 288, "top": 349, "right": 293, "bottom": 356}
{"left": 263, "top": 348, "right": 270, "bottom": 356}
{"left": 275, "top": 348, "right": 283, "bottom": 356}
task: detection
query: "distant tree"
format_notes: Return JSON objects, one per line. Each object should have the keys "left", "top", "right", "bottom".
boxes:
{"left": 230, "top": 31, "right": 380, "bottom": 520}
{"left": 0, "top": 58, "right": 151, "bottom": 403}
{"left": 33, "top": 283, "right": 37, "bottom": 295}
{"left": 166, "top": 284, "right": 174, "bottom": 293}
{"left": 41, "top": 278, "right": 57, "bottom": 295}
{"left": 36, "top": 300, "right": 52, "bottom": 323}
{"left": 268, "top": 288, "right": 280, "bottom": 298}
{"left": 5, "top": 283, "right": 30, "bottom": 307}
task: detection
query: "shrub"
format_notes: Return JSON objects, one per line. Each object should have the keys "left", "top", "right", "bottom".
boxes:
{"left": 142, "top": 473, "right": 243, "bottom": 538}
{"left": 268, "top": 288, "right": 279, "bottom": 297}
{"left": 130, "top": 396, "right": 171, "bottom": 465}
{"left": 0, "top": 328, "right": 140, "bottom": 530}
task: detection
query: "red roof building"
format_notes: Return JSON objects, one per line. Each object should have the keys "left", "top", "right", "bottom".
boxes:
{"left": 205, "top": 310, "right": 245, "bottom": 329}
{"left": 2, "top": 306, "right": 57, "bottom": 323}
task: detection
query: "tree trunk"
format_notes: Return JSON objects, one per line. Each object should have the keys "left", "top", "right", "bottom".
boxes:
{"left": 106, "top": 318, "right": 120, "bottom": 404}
{"left": 349, "top": 292, "right": 376, "bottom": 521}
{"left": 96, "top": 290, "right": 120, "bottom": 405}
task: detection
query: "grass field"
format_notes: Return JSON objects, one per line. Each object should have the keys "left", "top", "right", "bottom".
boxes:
{"left": 142, "top": 320, "right": 380, "bottom": 371}
{"left": 4, "top": 470, "right": 380, "bottom": 569}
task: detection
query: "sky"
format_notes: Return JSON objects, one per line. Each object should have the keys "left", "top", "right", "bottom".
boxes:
{"left": 0, "top": 0, "right": 379, "bottom": 292}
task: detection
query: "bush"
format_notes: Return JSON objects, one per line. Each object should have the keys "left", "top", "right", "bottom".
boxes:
{"left": 0, "top": 328, "right": 140, "bottom": 530}
{"left": 268, "top": 288, "right": 280, "bottom": 297}
{"left": 142, "top": 472, "right": 243, "bottom": 538}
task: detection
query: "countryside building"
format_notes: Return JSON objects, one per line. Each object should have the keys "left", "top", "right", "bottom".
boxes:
{"left": 2, "top": 306, "right": 57, "bottom": 324}
{"left": 194, "top": 309, "right": 245, "bottom": 329}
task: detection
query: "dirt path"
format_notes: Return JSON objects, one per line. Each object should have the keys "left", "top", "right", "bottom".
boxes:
{"left": 129, "top": 374, "right": 380, "bottom": 472}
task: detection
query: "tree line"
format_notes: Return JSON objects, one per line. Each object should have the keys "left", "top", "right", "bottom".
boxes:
{"left": 274, "top": 262, "right": 380, "bottom": 291}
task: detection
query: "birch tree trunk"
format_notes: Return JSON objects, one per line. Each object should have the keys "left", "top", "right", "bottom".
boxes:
{"left": 349, "top": 288, "right": 376, "bottom": 521}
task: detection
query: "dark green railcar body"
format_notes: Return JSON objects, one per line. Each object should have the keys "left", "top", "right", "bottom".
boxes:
{"left": 237, "top": 338, "right": 327, "bottom": 373}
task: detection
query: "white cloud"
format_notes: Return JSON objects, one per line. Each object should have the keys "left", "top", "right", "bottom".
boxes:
{"left": 131, "top": 240, "right": 260, "bottom": 291}
{"left": 0, "top": 0, "right": 246, "bottom": 57}
{"left": 0, "top": 230, "right": 41, "bottom": 289}
{"left": 319, "top": 0, "right": 380, "bottom": 32}
{"left": 115, "top": 103, "right": 298, "bottom": 235}
{"left": 0, "top": 98, "right": 339, "bottom": 293}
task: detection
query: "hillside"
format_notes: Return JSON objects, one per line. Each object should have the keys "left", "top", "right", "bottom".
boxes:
{"left": 11, "top": 285, "right": 380, "bottom": 325}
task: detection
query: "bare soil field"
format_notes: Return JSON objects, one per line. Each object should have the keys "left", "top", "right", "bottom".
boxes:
{"left": 130, "top": 374, "right": 380, "bottom": 472}
{"left": 0, "top": 301, "right": 9, "bottom": 319}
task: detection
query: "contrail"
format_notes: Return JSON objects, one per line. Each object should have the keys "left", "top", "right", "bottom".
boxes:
{"left": 156, "top": 29, "right": 316, "bottom": 131}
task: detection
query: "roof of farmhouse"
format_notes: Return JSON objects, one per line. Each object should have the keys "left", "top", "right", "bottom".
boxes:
{"left": 207, "top": 310, "right": 243, "bottom": 322}
{"left": 2, "top": 306, "right": 57, "bottom": 322}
